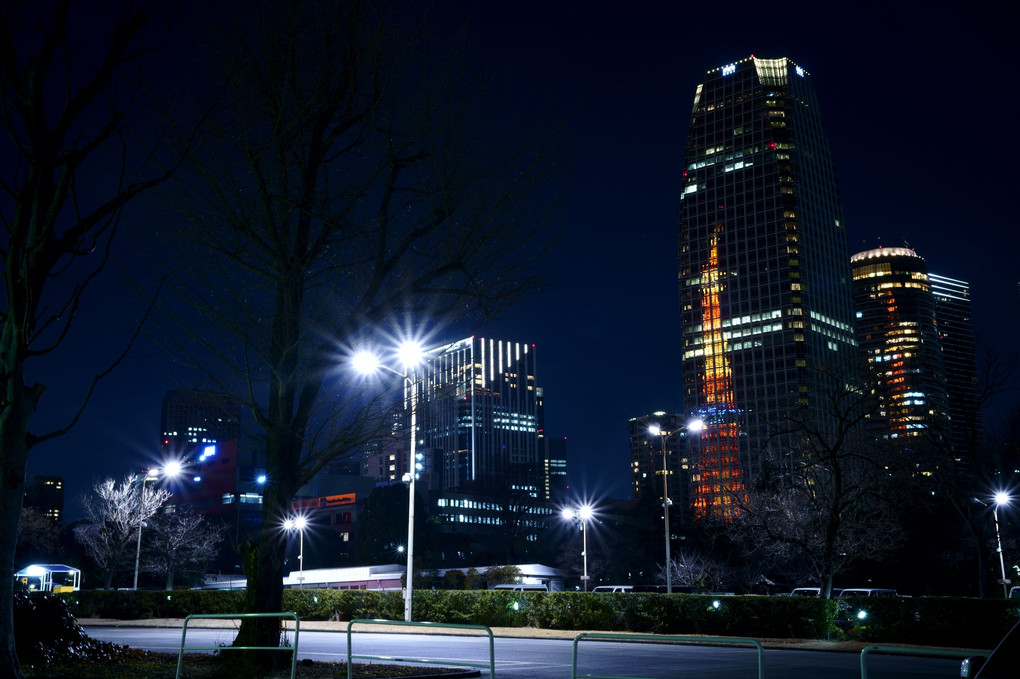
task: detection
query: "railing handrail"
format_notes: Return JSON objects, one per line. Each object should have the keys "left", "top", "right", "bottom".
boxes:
{"left": 859, "top": 644, "right": 987, "bottom": 679}
{"left": 573, "top": 632, "right": 765, "bottom": 679}
{"left": 175, "top": 612, "right": 300, "bottom": 679}
{"left": 346, "top": 618, "right": 495, "bottom": 679}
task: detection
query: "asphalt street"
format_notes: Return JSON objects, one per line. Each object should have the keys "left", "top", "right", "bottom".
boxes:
{"left": 83, "top": 623, "right": 970, "bottom": 679}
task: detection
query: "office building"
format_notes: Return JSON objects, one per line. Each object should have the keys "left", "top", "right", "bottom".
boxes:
{"left": 415, "top": 337, "right": 543, "bottom": 493}
{"left": 161, "top": 389, "right": 242, "bottom": 456}
{"left": 543, "top": 436, "right": 568, "bottom": 502}
{"left": 159, "top": 389, "right": 262, "bottom": 567}
{"left": 850, "top": 246, "right": 950, "bottom": 451}
{"left": 678, "top": 56, "right": 858, "bottom": 518}
{"left": 411, "top": 337, "right": 552, "bottom": 558}
{"left": 24, "top": 476, "right": 64, "bottom": 523}
{"left": 929, "top": 273, "right": 980, "bottom": 455}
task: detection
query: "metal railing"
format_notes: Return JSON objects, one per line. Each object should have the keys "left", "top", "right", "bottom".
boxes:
{"left": 572, "top": 632, "right": 765, "bottom": 679}
{"left": 859, "top": 645, "right": 987, "bottom": 679}
{"left": 175, "top": 612, "right": 300, "bottom": 679}
{"left": 346, "top": 618, "right": 495, "bottom": 679}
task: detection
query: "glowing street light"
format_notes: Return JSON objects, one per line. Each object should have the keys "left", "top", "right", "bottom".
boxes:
{"left": 133, "top": 462, "right": 181, "bottom": 590}
{"left": 562, "top": 505, "right": 594, "bottom": 591}
{"left": 353, "top": 341, "right": 425, "bottom": 621}
{"left": 283, "top": 516, "right": 308, "bottom": 588}
{"left": 994, "top": 492, "right": 1012, "bottom": 598}
{"left": 648, "top": 424, "right": 674, "bottom": 594}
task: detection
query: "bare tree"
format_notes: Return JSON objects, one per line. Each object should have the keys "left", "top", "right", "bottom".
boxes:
{"left": 143, "top": 509, "right": 225, "bottom": 590}
{"left": 731, "top": 368, "right": 903, "bottom": 598}
{"left": 74, "top": 476, "right": 170, "bottom": 589}
{"left": 155, "top": 0, "right": 555, "bottom": 649}
{"left": 15, "top": 508, "right": 62, "bottom": 564}
{"left": 0, "top": 2, "right": 196, "bottom": 674}
{"left": 662, "top": 549, "right": 724, "bottom": 592}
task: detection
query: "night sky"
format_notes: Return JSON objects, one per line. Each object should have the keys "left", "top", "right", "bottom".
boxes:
{"left": 22, "top": 1, "right": 1020, "bottom": 519}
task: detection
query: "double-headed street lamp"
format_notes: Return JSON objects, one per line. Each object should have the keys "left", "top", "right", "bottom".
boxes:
{"left": 133, "top": 462, "right": 182, "bottom": 590}
{"left": 283, "top": 516, "right": 308, "bottom": 588}
{"left": 561, "top": 505, "right": 594, "bottom": 591}
{"left": 993, "top": 492, "right": 1012, "bottom": 598}
{"left": 648, "top": 424, "right": 674, "bottom": 594}
{"left": 353, "top": 341, "right": 425, "bottom": 621}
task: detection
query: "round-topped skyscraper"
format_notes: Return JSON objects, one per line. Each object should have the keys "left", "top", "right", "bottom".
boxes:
{"left": 850, "top": 245, "right": 950, "bottom": 452}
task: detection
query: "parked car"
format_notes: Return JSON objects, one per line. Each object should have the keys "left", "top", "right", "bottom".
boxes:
{"left": 592, "top": 585, "right": 632, "bottom": 593}
{"left": 630, "top": 585, "right": 702, "bottom": 593}
{"left": 491, "top": 583, "right": 548, "bottom": 592}
{"left": 788, "top": 587, "right": 843, "bottom": 597}
{"left": 838, "top": 588, "right": 898, "bottom": 598}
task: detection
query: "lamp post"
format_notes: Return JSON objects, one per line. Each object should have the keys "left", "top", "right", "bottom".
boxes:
{"left": 353, "top": 342, "right": 424, "bottom": 621}
{"left": 561, "top": 505, "right": 593, "bottom": 591}
{"left": 284, "top": 516, "right": 307, "bottom": 588}
{"left": 994, "top": 492, "right": 1012, "bottom": 598}
{"left": 132, "top": 461, "right": 181, "bottom": 590}
{"left": 648, "top": 424, "right": 673, "bottom": 594}
{"left": 132, "top": 470, "right": 157, "bottom": 590}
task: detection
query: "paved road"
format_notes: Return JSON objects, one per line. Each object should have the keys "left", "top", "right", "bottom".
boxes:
{"left": 83, "top": 625, "right": 968, "bottom": 679}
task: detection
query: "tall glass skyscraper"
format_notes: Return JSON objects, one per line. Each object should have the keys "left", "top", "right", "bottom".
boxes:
{"left": 414, "top": 337, "right": 542, "bottom": 492}
{"left": 678, "top": 56, "right": 857, "bottom": 518}
{"left": 850, "top": 246, "right": 950, "bottom": 452}
{"left": 928, "top": 273, "right": 980, "bottom": 455}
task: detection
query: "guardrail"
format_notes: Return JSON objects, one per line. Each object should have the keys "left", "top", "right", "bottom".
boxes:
{"left": 859, "top": 645, "right": 987, "bottom": 679}
{"left": 175, "top": 612, "right": 300, "bottom": 679}
{"left": 572, "top": 632, "right": 765, "bottom": 679}
{"left": 346, "top": 618, "right": 495, "bottom": 679}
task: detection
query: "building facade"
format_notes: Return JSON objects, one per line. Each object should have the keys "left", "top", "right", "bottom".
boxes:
{"left": 415, "top": 337, "right": 543, "bottom": 493}
{"left": 24, "top": 476, "right": 64, "bottom": 523}
{"left": 160, "top": 389, "right": 242, "bottom": 456}
{"left": 929, "top": 273, "right": 980, "bottom": 455}
{"left": 159, "top": 389, "right": 263, "bottom": 567}
{"left": 409, "top": 337, "right": 551, "bottom": 558}
{"left": 542, "top": 435, "right": 568, "bottom": 502}
{"left": 677, "top": 56, "right": 858, "bottom": 518}
{"left": 850, "top": 246, "right": 950, "bottom": 452}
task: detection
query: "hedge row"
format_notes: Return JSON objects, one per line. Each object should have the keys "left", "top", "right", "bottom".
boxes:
{"left": 59, "top": 590, "right": 1020, "bottom": 648}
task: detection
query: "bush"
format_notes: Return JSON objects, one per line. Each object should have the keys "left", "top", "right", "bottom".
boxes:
{"left": 14, "top": 592, "right": 133, "bottom": 669}
{"left": 837, "top": 596, "right": 1020, "bottom": 648}
{"left": 57, "top": 588, "right": 1020, "bottom": 647}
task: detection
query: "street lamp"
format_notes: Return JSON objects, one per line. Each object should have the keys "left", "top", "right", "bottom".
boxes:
{"left": 994, "top": 492, "right": 1012, "bottom": 598}
{"left": 648, "top": 424, "right": 673, "bottom": 594}
{"left": 561, "top": 505, "right": 594, "bottom": 591}
{"left": 283, "top": 516, "right": 308, "bottom": 588}
{"left": 353, "top": 341, "right": 425, "bottom": 621}
{"left": 132, "top": 462, "right": 181, "bottom": 590}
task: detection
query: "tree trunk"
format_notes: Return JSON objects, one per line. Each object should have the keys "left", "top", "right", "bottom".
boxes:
{"left": 0, "top": 367, "right": 36, "bottom": 679}
{"left": 234, "top": 478, "right": 289, "bottom": 660}
{"left": 0, "top": 469, "right": 27, "bottom": 679}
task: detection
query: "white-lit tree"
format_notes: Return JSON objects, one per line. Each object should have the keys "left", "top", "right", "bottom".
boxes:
{"left": 74, "top": 476, "right": 171, "bottom": 589}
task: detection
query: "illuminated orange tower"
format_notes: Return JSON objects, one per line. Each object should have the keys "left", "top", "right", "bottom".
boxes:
{"left": 690, "top": 229, "right": 744, "bottom": 518}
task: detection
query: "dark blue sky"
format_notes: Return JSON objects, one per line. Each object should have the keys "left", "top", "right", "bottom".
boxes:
{"left": 26, "top": 1, "right": 1020, "bottom": 517}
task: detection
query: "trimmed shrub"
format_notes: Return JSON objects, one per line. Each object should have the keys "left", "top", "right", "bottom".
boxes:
{"left": 57, "top": 588, "right": 1020, "bottom": 647}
